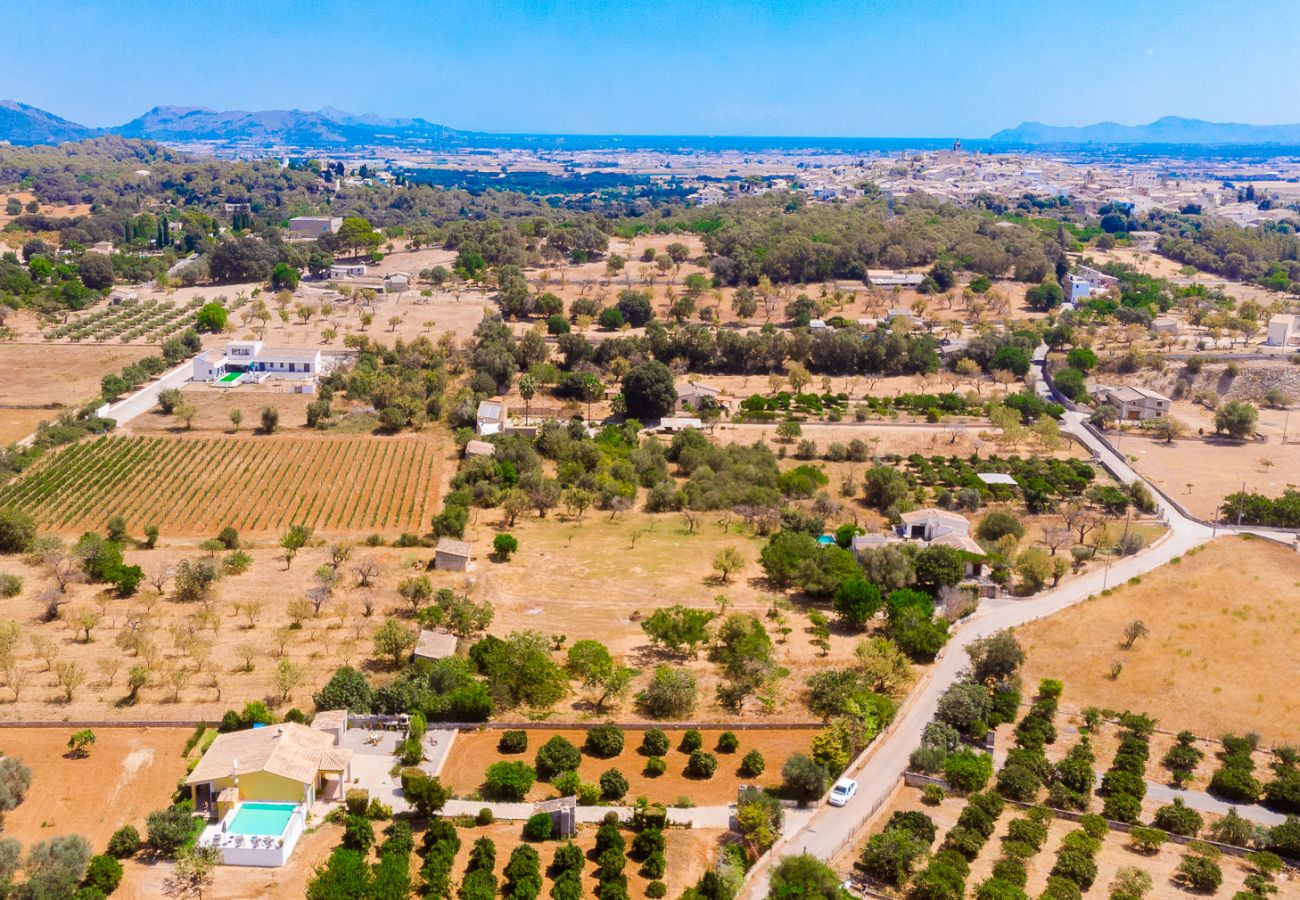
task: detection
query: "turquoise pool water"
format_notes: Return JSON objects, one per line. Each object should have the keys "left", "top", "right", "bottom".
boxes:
{"left": 228, "top": 802, "right": 296, "bottom": 836}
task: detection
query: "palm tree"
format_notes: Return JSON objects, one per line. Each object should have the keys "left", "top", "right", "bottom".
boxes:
{"left": 518, "top": 374, "right": 536, "bottom": 425}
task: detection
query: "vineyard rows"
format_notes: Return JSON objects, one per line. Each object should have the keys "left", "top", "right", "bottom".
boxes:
{"left": 0, "top": 434, "right": 442, "bottom": 535}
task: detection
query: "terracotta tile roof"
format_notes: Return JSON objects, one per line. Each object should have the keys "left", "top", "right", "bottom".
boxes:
{"left": 185, "top": 723, "right": 335, "bottom": 787}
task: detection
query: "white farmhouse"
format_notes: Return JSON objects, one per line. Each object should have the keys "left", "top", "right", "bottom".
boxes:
{"left": 329, "top": 263, "right": 367, "bottom": 278}
{"left": 194, "top": 341, "right": 325, "bottom": 383}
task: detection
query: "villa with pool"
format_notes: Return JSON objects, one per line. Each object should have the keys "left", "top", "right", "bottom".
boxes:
{"left": 187, "top": 722, "right": 352, "bottom": 867}
{"left": 192, "top": 340, "right": 327, "bottom": 387}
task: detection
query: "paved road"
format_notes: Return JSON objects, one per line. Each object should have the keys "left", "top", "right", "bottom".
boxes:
{"left": 740, "top": 347, "right": 1223, "bottom": 898}
{"left": 100, "top": 361, "right": 193, "bottom": 425}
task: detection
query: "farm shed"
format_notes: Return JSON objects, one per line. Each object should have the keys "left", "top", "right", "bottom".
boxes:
{"left": 414, "top": 630, "right": 458, "bottom": 662}
{"left": 434, "top": 538, "right": 473, "bottom": 571}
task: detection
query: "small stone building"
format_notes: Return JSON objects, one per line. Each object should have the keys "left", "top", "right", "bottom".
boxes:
{"left": 434, "top": 538, "right": 472, "bottom": 571}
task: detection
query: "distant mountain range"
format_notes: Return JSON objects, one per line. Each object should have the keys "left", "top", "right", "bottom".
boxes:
{"left": 990, "top": 116, "right": 1300, "bottom": 145}
{"left": 0, "top": 100, "right": 473, "bottom": 148}
{"left": 5, "top": 100, "right": 1300, "bottom": 150}
{"left": 0, "top": 100, "right": 95, "bottom": 144}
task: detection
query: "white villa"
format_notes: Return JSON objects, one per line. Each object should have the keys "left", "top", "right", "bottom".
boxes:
{"left": 897, "top": 508, "right": 971, "bottom": 542}
{"left": 194, "top": 341, "right": 325, "bottom": 384}
{"left": 189, "top": 722, "right": 352, "bottom": 867}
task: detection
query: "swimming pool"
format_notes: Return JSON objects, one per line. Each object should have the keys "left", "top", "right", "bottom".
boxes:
{"left": 218, "top": 372, "right": 242, "bottom": 383}
{"left": 227, "top": 802, "right": 297, "bottom": 836}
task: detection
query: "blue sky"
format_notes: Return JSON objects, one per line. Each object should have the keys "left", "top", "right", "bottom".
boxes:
{"left": 11, "top": 0, "right": 1299, "bottom": 136}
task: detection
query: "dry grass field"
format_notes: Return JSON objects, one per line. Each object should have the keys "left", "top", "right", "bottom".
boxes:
{"left": 0, "top": 408, "right": 55, "bottom": 445}
{"left": 0, "top": 433, "right": 448, "bottom": 537}
{"left": 440, "top": 727, "right": 813, "bottom": 806}
{"left": 0, "top": 543, "right": 454, "bottom": 721}
{"left": 1018, "top": 535, "right": 1300, "bottom": 745}
{"left": 0, "top": 727, "right": 191, "bottom": 850}
{"left": 1123, "top": 430, "right": 1300, "bottom": 519}
{"left": 0, "top": 343, "right": 156, "bottom": 409}
{"left": 460, "top": 508, "right": 879, "bottom": 723}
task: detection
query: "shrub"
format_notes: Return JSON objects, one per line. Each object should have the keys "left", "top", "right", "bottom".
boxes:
{"left": 687, "top": 751, "right": 718, "bottom": 779}
{"left": 551, "top": 841, "right": 584, "bottom": 874}
{"left": 83, "top": 854, "right": 123, "bottom": 894}
{"left": 942, "top": 825, "right": 987, "bottom": 861}
{"left": 645, "top": 881, "right": 667, "bottom": 898}
{"left": 365, "top": 798, "right": 391, "bottom": 820}
{"left": 640, "top": 728, "right": 670, "bottom": 756}
{"left": 1129, "top": 826, "right": 1167, "bottom": 853}
{"left": 343, "top": 814, "right": 374, "bottom": 853}
{"left": 492, "top": 533, "right": 518, "bottom": 560}
{"left": 641, "top": 850, "right": 667, "bottom": 879}
{"left": 107, "top": 825, "right": 141, "bottom": 859}
{"left": 0, "top": 574, "right": 21, "bottom": 597}
{"left": 1050, "top": 849, "right": 1097, "bottom": 891}
{"left": 922, "top": 784, "right": 946, "bottom": 806}
{"left": 679, "top": 729, "right": 703, "bottom": 753}
{"left": 535, "top": 736, "right": 581, "bottom": 780}
{"left": 991, "top": 859, "right": 1027, "bottom": 888}
{"left": 585, "top": 724, "right": 625, "bottom": 758}
{"left": 476, "top": 807, "right": 494, "bottom": 826}
{"left": 944, "top": 749, "right": 993, "bottom": 794}
{"left": 740, "top": 749, "right": 765, "bottom": 777}
{"left": 600, "top": 769, "right": 629, "bottom": 800}
{"left": 1176, "top": 852, "right": 1223, "bottom": 892}
{"left": 523, "top": 812, "right": 554, "bottom": 841}
{"left": 886, "top": 810, "right": 938, "bottom": 844}
{"left": 636, "top": 666, "right": 696, "bottom": 719}
{"left": 146, "top": 804, "right": 199, "bottom": 857}
{"left": 1040, "top": 876, "right": 1083, "bottom": 900}
{"left": 1102, "top": 792, "right": 1143, "bottom": 824}
{"left": 498, "top": 730, "right": 528, "bottom": 754}
{"left": 644, "top": 756, "right": 666, "bottom": 777}
{"left": 1153, "top": 797, "right": 1203, "bottom": 837}
{"left": 781, "top": 753, "right": 828, "bottom": 804}
{"left": 344, "top": 789, "right": 369, "bottom": 817}
{"left": 1005, "top": 818, "right": 1047, "bottom": 851}
{"left": 977, "top": 512, "right": 1025, "bottom": 543}
{"left": 716, "top": 731, "right": 740, "bottom": 753}
{"left": 861, "top": 827, "right": 926, "bottom": 886}
{"left": 485, "top": 761, "right": 536, "bottom": 801}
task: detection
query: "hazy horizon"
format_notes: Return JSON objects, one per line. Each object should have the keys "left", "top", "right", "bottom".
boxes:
{"left": 10, "top": 0, "right": 1300, "bottom": 137}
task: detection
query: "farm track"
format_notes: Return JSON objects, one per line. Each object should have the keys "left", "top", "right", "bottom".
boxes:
{"left": 0, "top": 434, "right": 443, "bottom": 535}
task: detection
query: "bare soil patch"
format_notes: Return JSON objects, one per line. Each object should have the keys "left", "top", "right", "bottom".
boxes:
{"left": 1018, "top": 535, "right": 1300, "bottom": 745}
{"left": 0, "top": 343, "right": 156, "bottom": 408}
{"left": 0, "top": 726, "right": 191, "bottom": 850}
